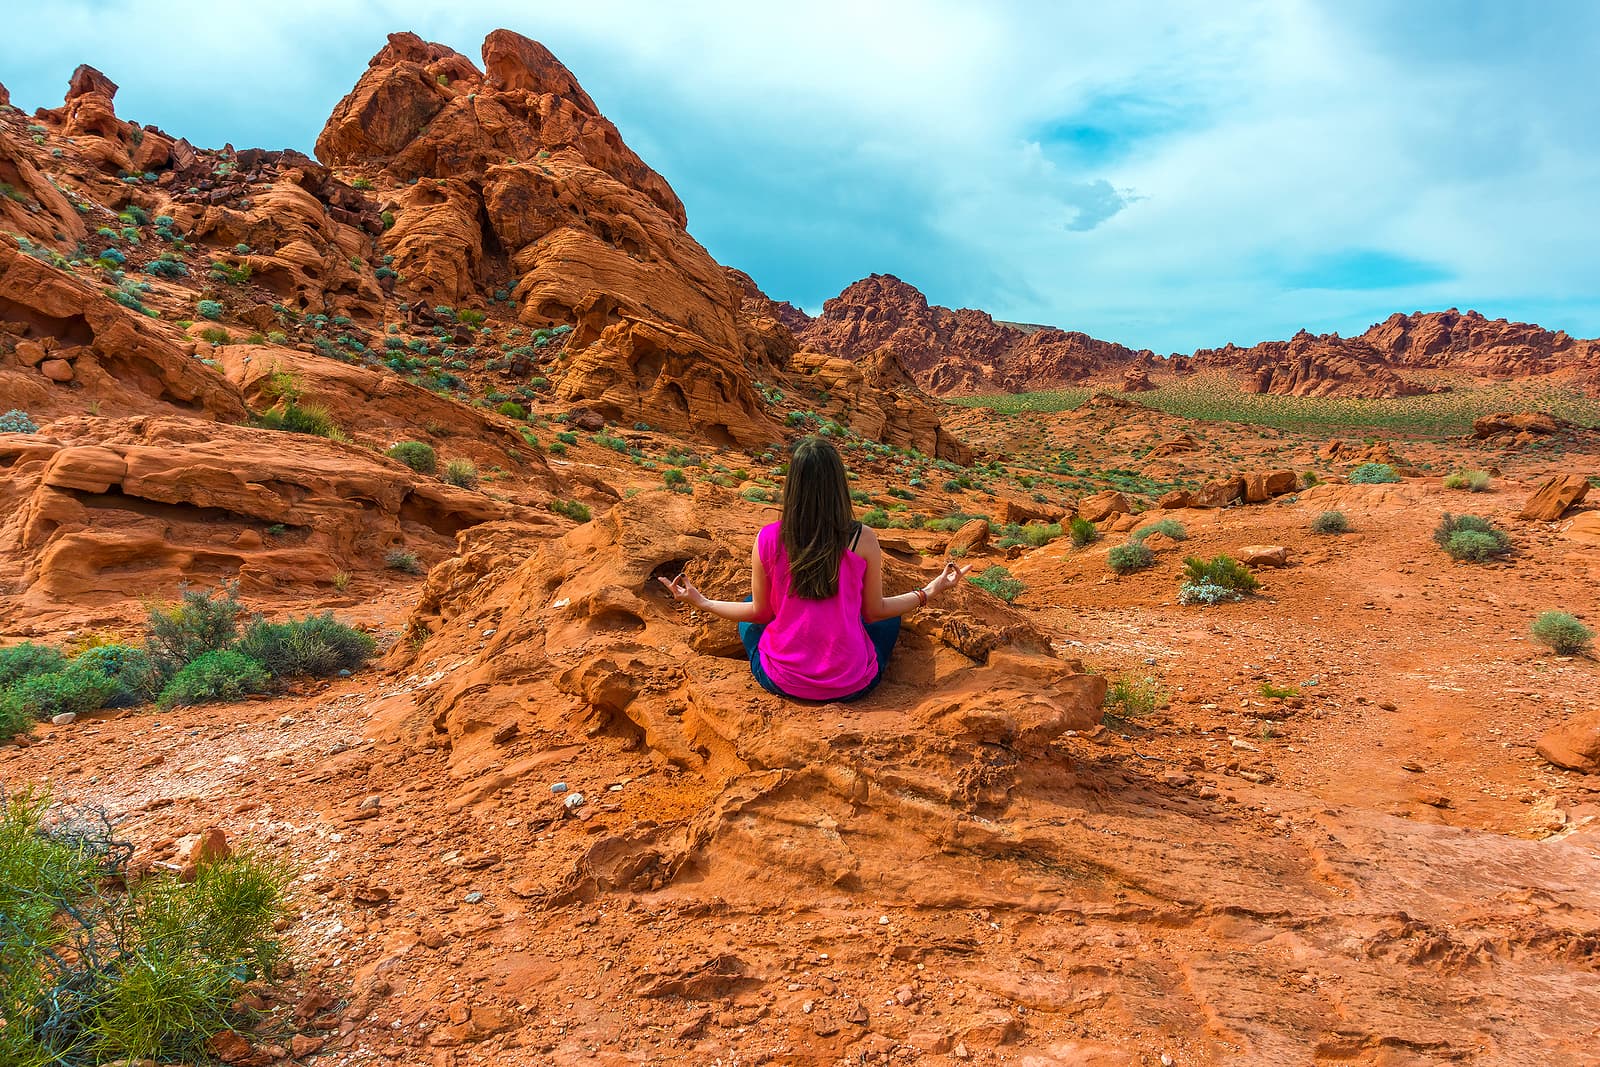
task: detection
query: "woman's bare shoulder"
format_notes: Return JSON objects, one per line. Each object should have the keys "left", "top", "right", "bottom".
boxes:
{"left": 853, "top": 523, "right": 881, "bottom": 555}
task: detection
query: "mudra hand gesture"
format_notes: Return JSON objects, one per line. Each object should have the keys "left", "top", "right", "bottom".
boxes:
{"left": 926, "top": 560, "right": 971, "bottom": 598}
{"left": 657, "top": 572, "right": 706, "bottom": 609}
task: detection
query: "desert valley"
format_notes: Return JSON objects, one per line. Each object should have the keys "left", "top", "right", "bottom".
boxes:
{"left": 1, "top": 26, "right": 1598, "bottom": 1067}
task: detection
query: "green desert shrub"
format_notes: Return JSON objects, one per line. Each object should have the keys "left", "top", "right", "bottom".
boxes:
{"left": 386, "top": 440, "right": 437, "bottom": 474}
{"left": 1310, "top": 510, "right": 1350, "bottom": 534}
{"left": 157, "top": 649, "right": 269, "bottom": 708}
{"left": 968, "top": 565, "right": 1024, "bottom": 602}
{"left": 195, "top": 298, "right": 224, "bottom": 320}
{"left": 73, "top": 644, "right": 159, "bottom": 706}
{"left": 0, "top": 409, "right": 39, "bottom": 434}
{"left": 1104, "top": 675, "right": 1166, "bottom": 721}
{"left": 1131, "top": 518, "right": 1187, "bottom": 542}
{"left": 1442, "top": 469, "right": 1491, "bottom": 492}
{"left": 441, "top": 459, "right": 480, "bottom": 489}
{"left": 861, "top": 507, "right": 890, "bottom": 528}
{"left": 235, "top": 614, "right": 376, "bottom": 678}
{"left": 0, "top": 643, "right": 68, "bottom": 688}
{"left": 551, "top": 499, "right": 591, "bottom": 522}
{"left": 257, "top": 401, "right": 338, "bottom": 438}
{"left": 1530, "top": 612, "right": 1594, "bottom": 656}
{"left": 740, "top": 486, "right": 775, "bottom": 503}
{"left": 1181, "top": 555, "right": 1260, "bottom": 594}
{"left": 198, "top": 326, "right": 231, "bottom": 345}
{"left": 1107, "top": 542, "right": 1155, "bottom": 575}
{"left": 1348, "top": 462, "right": 1400, "bottom": 484}
{"left": 1433, "top": 513, "right": 1511, "bottom": 562}
{"left": 1068, "top": 516, "right": 1099, "bottom": 547}
{"left": 495, "top": 401, "right": 527, "bottom": 420}
{"left": 145, "top": 584, "right": 243, "bottom": 675}
{"left": 0, "top": 791, "right": 294, "bottom": 1065}
{"left": 384, "top": 548, "right": 423, "bottom": 574}
{"left": 2, "top": 663, "right": 120, "bottom": 719}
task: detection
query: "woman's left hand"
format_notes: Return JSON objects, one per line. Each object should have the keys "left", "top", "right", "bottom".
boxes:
{"left": 927, "top": 561, "right": 972, "bottom": 597}
{"left": 657, "top": 573, "right": 706, "bottom": 609}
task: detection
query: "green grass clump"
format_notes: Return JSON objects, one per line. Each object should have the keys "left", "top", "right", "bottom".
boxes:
{"left": 1530, "top": 612, "right": 1593, "bottom": 656}
{"left": 968, "top": 565, "right": 1024, "bottom": 602}
{"left": 556, "top": 431, "right": 578, "bottom": 445}
{"left": 257, "top": 401, "right": 339, "bottom": 438}
{"left": 1069, "top": 516, "right": 1100, "bottom": 548}
{"left": 740, "top": 486, "right": 774, "bottom": 503}
{"left": 196, "top": 298, "right": 224, "bottom": 320}
{"left": 1, "top": 790, "right": 294, "bottom": 1065}
{"left": 156, "top": 649, "right": 269, "bottom": 709}
{"left": 1442, "top": 469, "right": 1491, "bottom": 492}
{"left": 1103, "top": 675, "right": 1166, "bottom": 724}
{"left": 1433, "top": 513, "right": 1511, "bottom": 562}
{"left": 1131, "top": 519, "right": 1187, "bottom": 542}
{"left": 386, "top": 440, "right": 437, "bottom": 474}
{"left": 551, "top": 499, "right": 591, "bottom": 522}
{"left": 861, "top": 507, "right": 890, "bottom": 528}
{"left": 1348, "top": 462, "right": 1400, "bottom": 484}
{"left": 441, "top": 459, "right": 480, "bottom": 489}
{"left": 1108, "top": 543, "right": 1155, "bottom": 575}
{"left": 995, "top": 522, "right": 1062, "bottom": 548}
{"left": 495, "top": 401, "right": 527, "bottom": 420}
{"left": 1310, "top": 510, "right": 1350, "bottom": 534}
{"left": 235, "top": 614, "right": 376, "bottom": 678}
{"left": 1259, "top": 681, "right": 1300, "bottom": 699}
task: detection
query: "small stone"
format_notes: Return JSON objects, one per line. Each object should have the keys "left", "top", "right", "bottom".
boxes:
{"left": 291, "top": 1034, "right": 325, "bottom": 1058}
{"left": 40, "top": 358, "right": 75, "bottom": 383}
{"left": 358, "top": 795, "right": 381, "bottom": 810}
{"left": 802, "top": 999, "right": 814, "bottom": 1014}
{"left": 563, "top": 792, "right": 584, "bottom": 810}
{"left": 1161, "top": 1055, "right": 1174, "bottom": 1066}
{"left": 954, "top": 1043, "right": 971, "bottom": 1060}
{"left": 51, "top": 712, "right": 77, "bottom": 725}
{"left": 551, "top": 782, "right": 569, "bottom": 793}
{"left": 878, "top": 915, "right": 890, "bottom": 925}
{"left": 464, "top": 891, "right": 484, "bottom": 904}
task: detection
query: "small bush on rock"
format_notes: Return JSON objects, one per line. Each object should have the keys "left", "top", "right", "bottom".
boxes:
{"left": 386, "top": 440, "right": 437, "bottom": 474}
{"left": 441, "top": 459, "right": 480, "bottom": 489}
{"left": 257, "top": 402, "right": 339, "bottom": 438}
{"left": 1104, "top": 675, "right": 1166, "bottom": 722}
{"left": 1069, "top": 516, "right": 1099, "bottom": 547}
{"left": 861, "top": 507, "right": 890, "bottom": 528}
{"left": 1433, "top": 513, "right": 1510, "bottom": 562}
{"left": 1531, "top": 612, "right": 1593, "bottom": 656}
{"left": 551, "top": 499, "right": 591, "bottom": 522}
{"left": 1108, "top": 543, "right": 1154, "bottom": 575}
{"left": 1310, "top": 510, "right": 1350, "bottom": 534}
{"left": 196, "top": 299, "right": 224, "bottom": 320}
{"left": 1132, "top": 519, "right": 1187, "bottom": 542}
{"left": 1348, "top": 462, "right": 1399, "bottom": 484}
{"left": 384, "top": 548, "right": 422, "bottom": 574}
{"left": 0, "top": 409, "right": 39, "bottom": 434}
{"left": 968, "top": 565, "right": 1024, "bottom": 602}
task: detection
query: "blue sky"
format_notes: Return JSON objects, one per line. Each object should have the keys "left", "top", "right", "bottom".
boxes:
{"left": 4, "top": 1, "right": 1599, "bottom": 353}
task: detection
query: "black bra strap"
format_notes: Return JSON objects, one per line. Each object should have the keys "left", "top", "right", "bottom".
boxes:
{"left": 849, "top": 521, "right": 863, "bottom": 551}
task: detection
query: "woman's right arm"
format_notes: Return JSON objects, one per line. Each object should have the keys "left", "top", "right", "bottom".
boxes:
{"left": 658, "top": 537, "right": 774, "bottom": 623}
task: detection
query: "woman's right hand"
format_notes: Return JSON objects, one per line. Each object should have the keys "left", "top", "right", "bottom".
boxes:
{"left": 927, "top": 561, "right": 971, "bottom": 598}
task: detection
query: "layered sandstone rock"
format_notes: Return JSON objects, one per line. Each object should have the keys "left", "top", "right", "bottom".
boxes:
{"left": 1536, "top": 709, "right": 1600, "bottom": 773}
{"left": 0, "top": 415, "right": 546, "bottom": 614}
{"left": 1518, "top": 474, "right": 1590, "bottom": 522}
{"left": 787, "top": 348, "right": 973, "bottom": 463}
{"left": 315, "top": 30, "right": 776, "bottom": 445}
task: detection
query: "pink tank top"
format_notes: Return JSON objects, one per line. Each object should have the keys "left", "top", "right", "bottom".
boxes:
{"left": 755, "top": 522, "right": 878, "bottom": 700}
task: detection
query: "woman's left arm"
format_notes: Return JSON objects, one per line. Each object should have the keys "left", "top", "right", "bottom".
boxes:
{"left": 858, "top": 526, "right": 971, "bottom": 621}
{"left": 657, "top": 538, "right": 774, "bottom": 623}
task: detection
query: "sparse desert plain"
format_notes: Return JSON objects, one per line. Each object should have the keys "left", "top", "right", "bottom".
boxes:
{"left": 2, "top": 26, "right": 1599, "bottom": 1067}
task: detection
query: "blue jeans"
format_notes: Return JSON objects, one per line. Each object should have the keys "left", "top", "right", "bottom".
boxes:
{"left": 738, "top": 610, "right": 900, "bottom": 703}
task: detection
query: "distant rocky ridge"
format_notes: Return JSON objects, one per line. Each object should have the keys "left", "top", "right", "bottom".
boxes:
{"left": 791, "top": 275, "right": 1600, "bottom": 399}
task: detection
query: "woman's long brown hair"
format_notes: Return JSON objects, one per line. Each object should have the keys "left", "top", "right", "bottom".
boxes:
{"left": 780, "top": 436, "right": 855, "bottom": 600}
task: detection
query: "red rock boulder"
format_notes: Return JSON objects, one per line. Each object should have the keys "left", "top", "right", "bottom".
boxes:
{"left": 1518, "top": 474, "right": 1589, "bottom": 521}
{"left": 1537, "top": 709, "right": 1600, "bottom": 773}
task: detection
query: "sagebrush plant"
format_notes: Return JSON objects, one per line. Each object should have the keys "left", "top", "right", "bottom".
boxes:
{"left": 1181, "top": 555, "right": 1260, "bottom": 594}
{"left": 1433, "top": 513, "right": 1511, "bottom": 562}
{"left": 386, "top": 440, "right": 437, "bottom": 474}
{"left": 1348, "top": 462, "right": 1400, "bottom": 484}
{"left": 1107, "top": 542, "right": 1155, "bottom": 575}
{"left": 257, "top": 401, "right": 339, "bottom": 439}
{"left": 996, "top": 522, "right": 1062, "bottom": 548}
{"left": 1310, "top": 510, "right": 1350, "bottom": 534}
{"left": 1530, "top": 612, "right": 1593, "bottom": 656}
{"left": 1442, "top": 469, "right": 1491, "bottom": 492}
{"left": 968, "top": 565, "right": 1024, "bottom": 602}
{"left": 1, "top": 790, "right": 293, "bottom": 1065}
{"left": 551, "top": 499, "right": 591, "bottom": 522}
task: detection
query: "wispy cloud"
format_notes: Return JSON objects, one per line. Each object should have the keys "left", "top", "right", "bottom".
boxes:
{"left": 3, "top": 1, "right": 1598, "bottom": 351}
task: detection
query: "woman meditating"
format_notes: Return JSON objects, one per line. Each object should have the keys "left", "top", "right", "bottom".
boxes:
{"left": 659, "top": 436, "right": 970, "bottom": 702}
